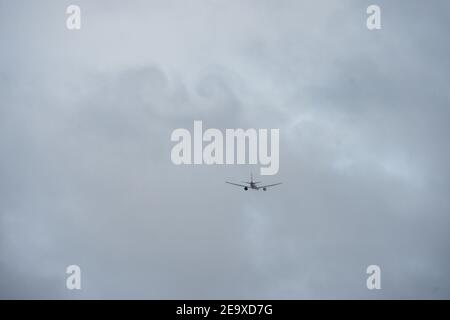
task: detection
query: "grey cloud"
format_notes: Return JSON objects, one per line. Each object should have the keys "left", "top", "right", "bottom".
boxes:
{"left": 1, "top": 0, "right": 450, "bottom": 299}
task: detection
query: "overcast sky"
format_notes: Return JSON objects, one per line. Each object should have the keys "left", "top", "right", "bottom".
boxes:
{"left": 1, "top": 0, "right": 449, "bottom": 299}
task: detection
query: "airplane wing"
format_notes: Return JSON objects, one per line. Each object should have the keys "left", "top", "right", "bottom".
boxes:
{"left": 258, "top": 183, "right": 282, "bottom": 189}
{"left": 226, "top": 181, "right": 249, "bottom": 188}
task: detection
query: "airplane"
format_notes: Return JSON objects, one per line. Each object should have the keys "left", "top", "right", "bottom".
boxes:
{"left": 226, "top": 173, "right": 282, "bottom": 191}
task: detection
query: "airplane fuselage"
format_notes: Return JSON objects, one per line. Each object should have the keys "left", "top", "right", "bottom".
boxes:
{"left": 245, "top": 182, "right": 265, "bottom": 191}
